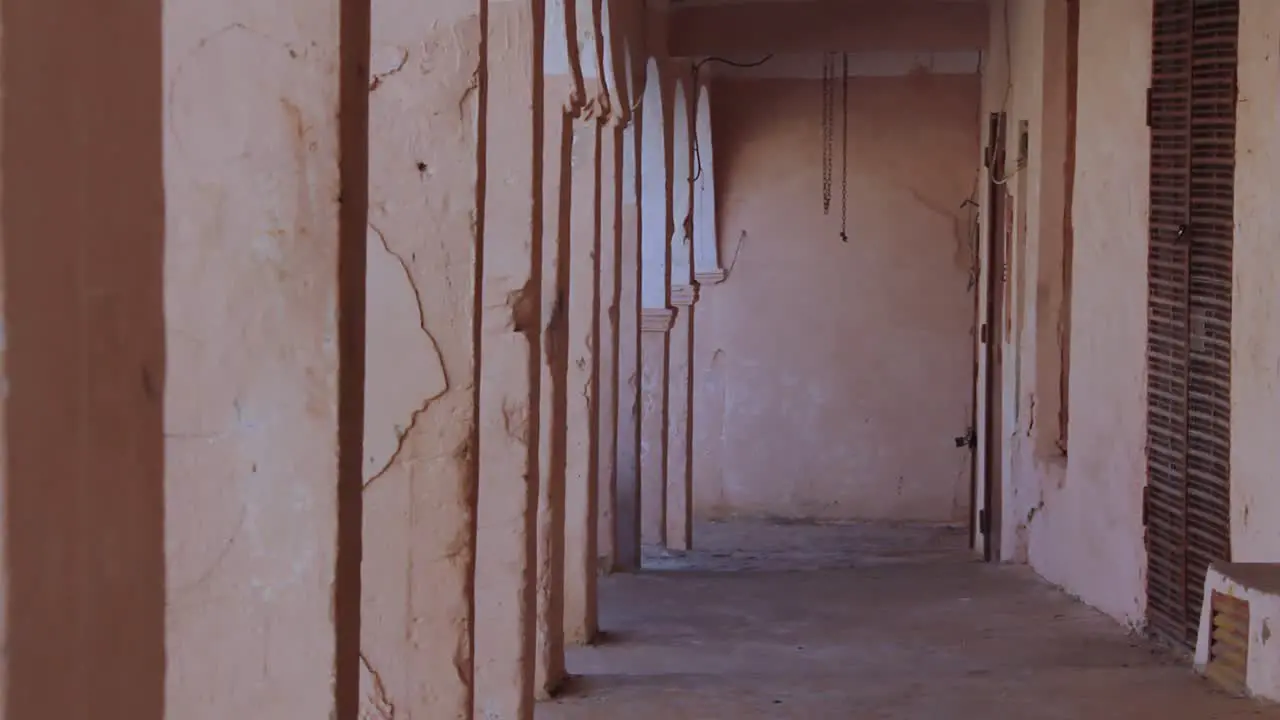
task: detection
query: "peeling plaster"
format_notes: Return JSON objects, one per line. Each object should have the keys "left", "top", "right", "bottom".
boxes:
{"left": 363, "top": 224, "right": 448, "bottom": 485}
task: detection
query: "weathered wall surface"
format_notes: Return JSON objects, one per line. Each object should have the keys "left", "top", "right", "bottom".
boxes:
{"left": 473, "top": 1, "right": 544, "bottom": 717}
{"left": 983, "top": 0, "right": 1150, "bottom": 626}
{"left": 164, "top": 1, "right": 367, "bottom": 716}
{"left": 359, "top": 0, "right": 481, "bottom": 714}
{"left": 976, "top": 0, "right": 1280, "bottom": 634}
{"left": 974, "top": 0, "right": 1071, "bottom": 567}
{"left": 693, "top": 73, "right": 978, "bottom": 522}
{"left": 1230, "top": 0, "right": 1280, "bottom": 564}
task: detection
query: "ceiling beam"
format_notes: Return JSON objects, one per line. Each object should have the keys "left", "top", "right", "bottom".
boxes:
{"left": 667, "top": 0, "right": 988, "bottom": 57}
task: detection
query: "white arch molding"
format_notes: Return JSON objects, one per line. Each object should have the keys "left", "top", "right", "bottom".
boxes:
{"left": 692, "top": 78, "right": 724, "bottom": 284}
{"left": 599, "top": 0, "right": 626, "bottom": 123}
{"left": 640, "top": 57, "right": 671, "bottom": 326}
{"left": 668, "top": 78, "right": 695, "bottom": 305}
{"left": 575, "top": 0, "right": 605, "bottom": 113}
{"left": 622, "top": 46, "right": 638, "bottom": 206}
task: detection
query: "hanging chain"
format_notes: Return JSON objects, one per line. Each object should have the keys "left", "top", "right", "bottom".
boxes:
{"left": 839, "top": 52, "right": 850, "bottom": 242}
{"left": 821, "top": 53, "right": 834, "bottom": 215}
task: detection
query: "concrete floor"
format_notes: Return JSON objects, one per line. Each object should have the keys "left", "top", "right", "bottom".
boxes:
{"left": 538, "top": 520, "right": 1279, "bottom": 719}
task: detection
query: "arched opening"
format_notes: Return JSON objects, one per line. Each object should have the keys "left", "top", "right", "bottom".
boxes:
{"left": 692, "top": 79, "right": 723, "bottom": 282}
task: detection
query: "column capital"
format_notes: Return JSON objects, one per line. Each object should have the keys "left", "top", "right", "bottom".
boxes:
{"left": 693, "top": 269, "right": 725, "bottom": 286}
{"left": 640, "top": 307, "right": 675, "bottom": 333}
{"left": 670, "top": 283, "right": 698, "bottom": 307}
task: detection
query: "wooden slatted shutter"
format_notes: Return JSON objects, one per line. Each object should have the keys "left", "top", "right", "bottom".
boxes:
{"left": 1145, "top": 0, "right": 1238, "bottom": 648}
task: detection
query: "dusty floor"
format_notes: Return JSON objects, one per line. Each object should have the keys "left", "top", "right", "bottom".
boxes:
{"left": 537, "top": 520, "right": 1279, "bottom": 719}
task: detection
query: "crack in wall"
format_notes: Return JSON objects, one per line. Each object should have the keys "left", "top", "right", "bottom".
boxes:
{"left": 359, "top": 654, "right": 396, "bottom": 719}
{"left": 365, "top": 223, "right": 450, "bottom": 488}
{"left": 369, "top": 46, "right": 410, "bottom": 91}
{"left": 458, "top": 66, "right": 481, "bottom": 122}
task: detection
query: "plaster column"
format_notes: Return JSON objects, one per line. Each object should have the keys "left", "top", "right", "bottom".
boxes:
{"left": 2, "top": 1, "right": 166, "bottom": 715}
{"left": 473, "top": 0, "right": 543, "bottom": 716}
{"left": 534, "top": 72, "right": 575, "bottom": 699}
{"left": 564, "top": 115, "right": 603, "bottom": 645}
{"left": 163, "top": 0, "right": 369, "bottom": 715}
{"left": 597, "top": 125, "right": 623, "bottom": 572}
{"left": 359, "top": 0, "right": 483, "bottom": 715}
{"left": 690, "top": 77, "right": 726, "bottom": 534}
{"left": 615, "top": 118, "right": 644, "bottom": 570}
{"left": 595, "top": 0, "right": 630, "bottom": 575}
{"left": 666, "top": 291, "right": 695, "bottom": 550}
{"left": 534, "top": 0, "right": 584, "bottom": 698}
{"left": 641, "top": 309, "right": 674, "bottom": 548}
{"left": 665, "top": 81, "right": 695, "bottom": 551}
{"left": 639, "top": 58, "right": 671, "bottom": 549}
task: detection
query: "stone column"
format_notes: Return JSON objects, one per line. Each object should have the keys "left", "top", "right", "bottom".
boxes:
{"left": 534, "top": 0, "right": 584, "bottom": 698}
{"left": 638, "top": 58, "right": 670, "bottom": 549}
{"left": 163, "top": 0, "right": 369, "bottom": 715}
{"left": 666, "top": 286, "right": 696, "bottom": 550}
{"left": 564, "top": 115, "right": 602, "bottom": 645}
{"left": 473, "top": 0, "right": 543, "bottom": 716}
{"left": 359, "top": 0, "right": 482, "bottom": 715}
{"left": 665, "top": 80, "right": 695, "bottom": 551}
{"left": 534, "top": 71, "right": 574, "bottom": 698}
{"left": 640, "top": 308, "right": 674, "bottom": 548}
{"left": 614, "top": 120, "right": 644, "bottom": 570}
{"left": 2, "top": 1, "right": 167, "bottom": 716}
{"left": 597, "top": 125, "right": 623, "bottom": 572}
{"left": 689, "top": 76, "right": 725, "bottom": 532}
{"left": 594, "top": 0, "right": 631, "bottom": 575}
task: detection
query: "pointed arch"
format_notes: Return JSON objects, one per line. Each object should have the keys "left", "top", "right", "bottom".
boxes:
{"left": 545, "top": 0, "right": 575, "bottom": 79}
{"left": 600, "top": 0, "right": 629, "bottom": 123}
{"left": 622, "top": 45, "right": 638, "bottom": 204}
{"left": 640, "top": 57, "right": 668, "bottom": 310}
{"left": 669, "top": 78, "right": 693, "bottom": 291}
{"left": 692, "top": 78, "right": 723, "bottom": 283}
{"left": 575, "top": 0, "right": 603, "bottom": 98}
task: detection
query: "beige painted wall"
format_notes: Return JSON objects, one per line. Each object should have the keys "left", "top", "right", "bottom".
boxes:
{"left": 980, "top": 0, "right": 1149, "bottom": 627}
{"left": 692, "top": 74, "right": 978, "bottom": 523}
{"left": 980, "top": 0, "right": 1280, "bottom": 635}
{"left": 1231, "top": 0, "right": 1280, "bottom": 565}
{"left": 1031, "top": 0, "right": 1150, "bottom": 627}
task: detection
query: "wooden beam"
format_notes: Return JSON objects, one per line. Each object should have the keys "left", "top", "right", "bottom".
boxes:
{"left": 668, "top": 0, "right": 988, "bottom": 57}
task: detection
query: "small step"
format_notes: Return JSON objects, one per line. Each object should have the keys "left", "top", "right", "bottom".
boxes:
{"left": 1195, "top": 562, "right": 1280, "bottom": 701}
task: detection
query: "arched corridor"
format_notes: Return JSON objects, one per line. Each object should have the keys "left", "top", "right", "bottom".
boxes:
{"left": 11, "top": 0, "right": 1280, "bottom": 717}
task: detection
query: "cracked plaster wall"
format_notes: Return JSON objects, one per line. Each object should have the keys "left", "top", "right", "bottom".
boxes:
{"left": 665, "top": 78, "right": 695, "bottom": 548}
{"left": 472, "top": 1, "right": 544, "bottom": 717}
{"left": 693, "top": 73, "right": 978, "bottom": 522}
{"left": 615, "top": 112, "right": 644, "bottom": 569}
{"left": 359, "top": 0, "right": 482, "bottom": 716}
{"left": 563, "top": 117, "right": 603, "bottom": 643}
{"left": 163, "top": 2, "right": 360, "bottom": 716}
{"left": 1000, "top": 0, "right": 1149, "bottom": 627}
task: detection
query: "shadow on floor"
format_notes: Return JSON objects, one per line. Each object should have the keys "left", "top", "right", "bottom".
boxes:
{"left": 537, "top": 519, "right": 1278, "bottom": 719}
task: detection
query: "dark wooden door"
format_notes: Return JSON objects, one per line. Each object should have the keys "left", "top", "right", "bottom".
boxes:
{"left": 981, "top": 112, "right": 1008, "bottom": 562}
{"left": 1145, "top": 0, "right": 1238, "bottom": 648}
